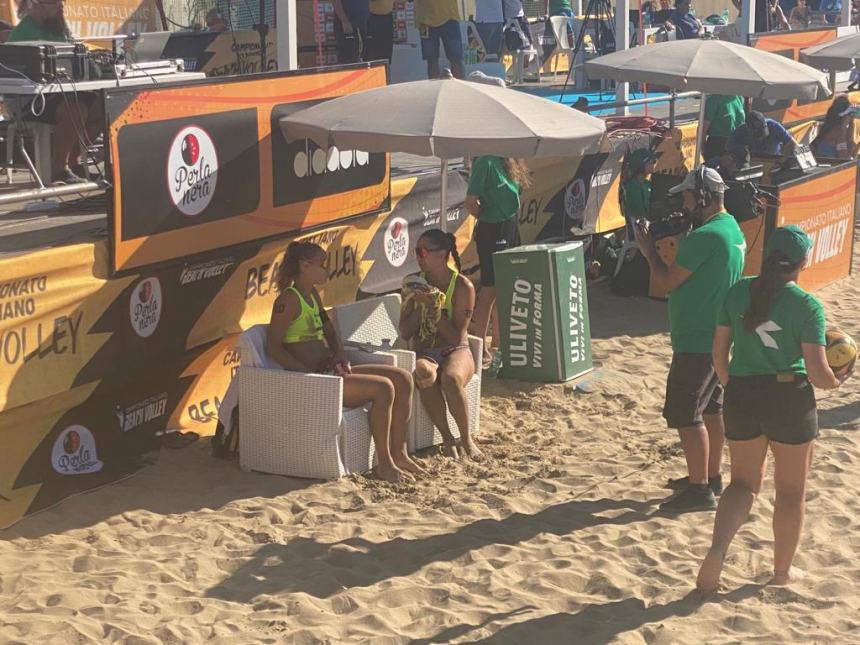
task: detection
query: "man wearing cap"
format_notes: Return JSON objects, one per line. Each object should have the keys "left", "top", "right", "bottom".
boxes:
{"left": 635, "top": 166, "right": 746, "bottom": 513}
{"left": 728, "top": 111, "right": 797, "bottom": 161}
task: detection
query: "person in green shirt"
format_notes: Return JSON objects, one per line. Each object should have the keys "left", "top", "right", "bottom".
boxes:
{"left": 546, "top": 0, "right": 574, "bottom": 17}
{"left": 697, "top": 225, "right": 852, "bottom": 593}
{"left": 7, "top": 0, "right": 102, "bottom": 184}
{"left": 702, "top": 95, "right": 745, "bottom": 161}
{"left": 635, "top": 166, "right": 745, "bottom": 513}
{"left": 465, "top": 156, "right": 531, "bottom": 365}
{"left": 621, "top": 147, "right": 658, "bottom": 223}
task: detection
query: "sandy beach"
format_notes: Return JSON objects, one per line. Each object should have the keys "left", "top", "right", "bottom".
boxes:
{"left": 1, "top": 230, "right": 859, "bottom": 644}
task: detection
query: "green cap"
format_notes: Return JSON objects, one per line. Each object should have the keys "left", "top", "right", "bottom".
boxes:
{"left": 628, "top": 148, "right": 658, "bottom": 168}
{"left": 765, "top": 225, "right": 813, "bottom": 266}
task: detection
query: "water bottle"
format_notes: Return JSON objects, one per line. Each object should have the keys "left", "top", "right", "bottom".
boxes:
{"left": 487, "top": 350, "right": 503, "bottom": 378}
{"left": 721, "top": 8, "right": 729, "bottom": 24}
{"left": 380, "top": 338, "right": 392, "bottom": 351}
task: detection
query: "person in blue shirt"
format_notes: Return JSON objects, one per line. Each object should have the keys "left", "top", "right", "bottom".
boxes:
{"left": 665, "top": 0, "right": 703, "bottom": 39}
{"left": 728, "top": 111, "right": 797, "bottom": 161}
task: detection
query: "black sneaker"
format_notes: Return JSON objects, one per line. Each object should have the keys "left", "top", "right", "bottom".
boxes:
{"left": 667, "top": 474, "right": 723, "bottom": 495}
{"left": 659, "top": 484, "right": 718, "bottom": 514}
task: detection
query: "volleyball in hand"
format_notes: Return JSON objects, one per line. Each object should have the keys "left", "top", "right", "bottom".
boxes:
{"left": 825, "top": 329, "right": 857, "bottom": 374}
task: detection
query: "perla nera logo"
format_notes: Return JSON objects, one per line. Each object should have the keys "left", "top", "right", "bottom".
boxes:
{"left": 292, "top": 143, "right": 370, "bottom": 178}
{"left": 167, "top": 126, "right": 218, "bottom": 216}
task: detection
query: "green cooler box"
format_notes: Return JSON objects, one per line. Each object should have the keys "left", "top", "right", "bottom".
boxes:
{"left": 492, "top": 241, "right": 593, "bottom": 382}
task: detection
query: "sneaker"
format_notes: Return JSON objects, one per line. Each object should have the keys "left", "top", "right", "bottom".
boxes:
{"left": 659, "top": 484, "right": 718, "bottom": 514}
{"left": 52, "top": 168, "right": 88, "bottom": 185}
{"left": 667, "top": 474, "right": 723, "bottom": 495}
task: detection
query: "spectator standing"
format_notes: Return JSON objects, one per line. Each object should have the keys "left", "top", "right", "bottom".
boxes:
{"left": 788, "top": 0, "right": 810, "bottom": 28}
{"left": 365, "top": 0, "right": 394, "bottom": 63}
{"left": 465, "top": 156, "right": 531, "bottom": 366}
{"left": 413, "top": 0, "right": 465, "bottom": 79}
{"left": 503, "top": 0, "right": 533, "bottom": 48}
{"left": 332, "top": 0, "right": 370, "bottom": 63}
{"left": 634, "top": 167, "right": 746, "bottom": 513}
{"left": 475, "top": 0, "right": 505, "bottom": 60}
{"left": 702, "top": 95, "right": 746, "bottom": 161}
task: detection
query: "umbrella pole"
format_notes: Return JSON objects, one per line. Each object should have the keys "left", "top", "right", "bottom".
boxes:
{"left": 440, "top": 159, "right": 449, "bottom": 233}
{"left": 695, "top": 93, "right": 707, "bottom": 166}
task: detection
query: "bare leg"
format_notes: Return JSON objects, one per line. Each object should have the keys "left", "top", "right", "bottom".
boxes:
{"left": 343, "top": 373, "right": 410, "bottom": 483}
{"left": 678, "top": 423, "right": 709, "bottom": 485}
{"left": 705, "top": 413, "right": 726, "bottom": 479}
{"left": 770, "top": 439, "right": 815, "bottom": 585}
{"left": 471, "top": 285, "right": 496, "bottom": 363}
{"left": 415, "top": 359, "right": 458, "bottom": 457}
{"left": 697, "top": 436, "right": 768, "bottom": 592}
{"left": 51, "top": 102, "right": 77, "bottom": 178}
{"left": 351, "top": 364, "right": 425, "bottom": 475}
{"left": 491, "top": 306, "right": 500, "bottom": 352}
{"left": 440, "top": 349, "right": 480, "bottom": 460}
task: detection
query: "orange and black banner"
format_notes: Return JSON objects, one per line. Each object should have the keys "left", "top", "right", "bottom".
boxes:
{"left": 749, "top": 28, "right": 838, "bottom": 125}
{"left": 105, "top": 64, "right": 391, "bottom": 274}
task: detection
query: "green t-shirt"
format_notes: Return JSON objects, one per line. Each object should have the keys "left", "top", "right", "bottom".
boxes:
{"left": 622, "top": 176, "right": 651, "bottom": 220}
{"left": 703, "top": 95, "right": 745, "bottom": 139}
{"left": 7, "top": 16, "right": 67, "bottom": 43}
{"left": 668, "top": 212, "right": 745, "bottom": 353}
{"left": 467, "top": 155, "right": 520, "bottom": 224}
{"left": 719, "top": 278, "right": 826, "bottom": 376}
{"left": 550, "top": 0, "right": 573, "bottom": 14}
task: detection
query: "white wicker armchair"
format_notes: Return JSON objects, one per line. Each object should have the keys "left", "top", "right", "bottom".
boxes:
{"left": 236, "top": 325, "right": 398, "bottom": 480}
{"left": 330, "top": 294, "right": 482, "bottom": 452}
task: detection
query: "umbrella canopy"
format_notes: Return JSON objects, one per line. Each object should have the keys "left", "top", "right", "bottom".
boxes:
{"left": 801, "top": 33, "right": 860, "bottom": 71}
{"left": 279, "top": 78, "right": 608, "bottom": 159}
{"left": 584, "top": 39, "right": 830, "bottom": 100}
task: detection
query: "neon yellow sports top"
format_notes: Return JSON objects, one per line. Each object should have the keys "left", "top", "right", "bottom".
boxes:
{"left": 421, "top": 269, "right": 459, "bottom": 319}
{"left": 282, "top": 287, "right": 325, "bottom": 344}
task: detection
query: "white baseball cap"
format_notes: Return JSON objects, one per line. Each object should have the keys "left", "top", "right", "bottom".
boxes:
{"left": 668, "top": 166, "right": 727, "bottom": 196}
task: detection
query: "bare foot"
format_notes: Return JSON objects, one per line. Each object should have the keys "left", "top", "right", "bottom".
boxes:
{"left": 459, "top": 439, "right": 483, "bottom": 461}
{"left": 394, "top": 454, "right": 428, "bottom": 476}
{"left": 696, "top": 548, "right": 726, "bottom": 593}
{"left": 771, "top": 567, "right": 805, "bottom": 586}
{"left": 441, "top": 441, "right": 460, "bottom": 459}
{"left": 376, "top": 464, "right": 413, "bottom": 483}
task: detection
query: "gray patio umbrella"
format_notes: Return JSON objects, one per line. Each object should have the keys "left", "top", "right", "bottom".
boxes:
{"left": 801, "top": 33, "right": 860, "bottom": 71}
{"left": 280, "top": 78, "right": 607, "bottom": 229}
{"left": 584, "top": 39, "right": 831, "bottom": 162}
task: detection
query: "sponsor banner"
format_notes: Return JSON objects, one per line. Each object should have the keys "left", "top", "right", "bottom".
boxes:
{"left": 775, "top": 165, "right": 856, "bottom": 292}
{"left": 162, "top": 30, "right": 279, "bottom": 77}
{"left": 749, "top": 29, "right": 837, "bottom": 125}
{"left": 0, "top": 0, "right": 162, "bottom": 37}
{"left": 106, "top": 65, "right": 391, "bottom": 274}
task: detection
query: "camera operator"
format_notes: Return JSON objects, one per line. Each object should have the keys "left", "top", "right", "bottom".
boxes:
{"left": 634, "top": 166, "right": 746, "bottom": 513}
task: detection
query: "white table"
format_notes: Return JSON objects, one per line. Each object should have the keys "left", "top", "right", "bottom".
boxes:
{"left": 0, "top": 71, "right": 206, "bottom": 188}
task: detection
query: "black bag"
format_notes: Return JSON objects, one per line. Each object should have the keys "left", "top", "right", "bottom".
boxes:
{"left": 211, "top": 406, "right": 239, "bottom": 459}
{"left": 504, "top": 22, "right": 530, "bottom": 52}
{"left": 610, "top": 249, "right": 650, "bottom": 297}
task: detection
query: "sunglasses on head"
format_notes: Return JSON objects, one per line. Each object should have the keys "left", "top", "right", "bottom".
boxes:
{"left": 414, "top": 246, "right": 442, "bottom": 259}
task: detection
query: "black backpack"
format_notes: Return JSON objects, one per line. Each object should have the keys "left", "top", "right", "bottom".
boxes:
{"left": 211, "top": 406, "right": 239, "bottom": 459}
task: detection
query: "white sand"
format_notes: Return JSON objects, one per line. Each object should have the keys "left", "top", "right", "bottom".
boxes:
{"left": 2, "top": 233, "right": 859, "bottom": 644}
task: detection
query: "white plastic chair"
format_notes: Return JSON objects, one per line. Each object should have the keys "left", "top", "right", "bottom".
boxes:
{"left": 236, "top": 324, "right": 399, "bottom": 480}
{"left": 330, "top": 294, "right": 482, "bottom": 452}
{"left": 505, "top": 18, "right": 541, "bottom": 84}
{"left": 548, "top": 16, "right": 575, "bottom": 82}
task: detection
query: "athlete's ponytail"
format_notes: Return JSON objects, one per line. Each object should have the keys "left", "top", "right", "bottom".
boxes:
{"left": 743, "top": 250, "right": 803, "bottom": 332}
{"left": 277, "top": 241, "right": 324, "bottom": 291}
{"left": 419, "top": 229, "right": 461, "bottom": 271}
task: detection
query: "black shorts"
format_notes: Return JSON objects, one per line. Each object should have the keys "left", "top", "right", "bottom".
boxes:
{"left": 476, "top": 217, "right": 520, "bottom": 287}
{"left": 724, "top": 375, "right": 819, "bottom": 445}
{"left": 663, "top": 352, "right": 724, "bottom": 428}
{"left": 334, "top": 17, "right": 368, "bottom": 64}
{"left": 365, "top": 12, "right": 394, "bottom": 63}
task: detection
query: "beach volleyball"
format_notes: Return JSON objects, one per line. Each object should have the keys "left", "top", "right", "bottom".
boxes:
{"left": 826, "top": 329, "right": 857, "bottom": 373}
